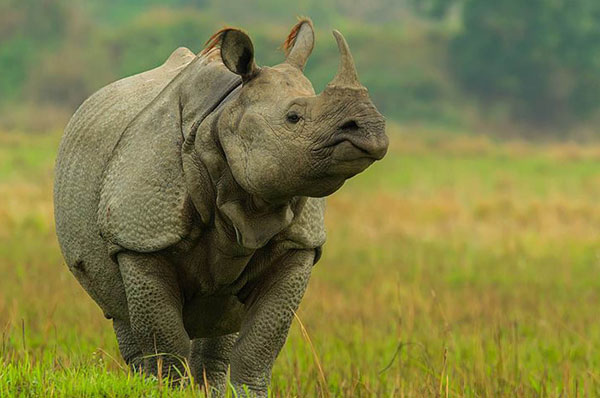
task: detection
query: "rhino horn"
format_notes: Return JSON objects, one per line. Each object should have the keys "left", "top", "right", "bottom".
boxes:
{"left": 327, "top": 30, "right": 365, "bottom": 90}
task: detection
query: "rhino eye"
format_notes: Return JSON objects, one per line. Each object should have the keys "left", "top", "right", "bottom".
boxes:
{"left": 286, "top": 112, "right": 300, "bottom": 124}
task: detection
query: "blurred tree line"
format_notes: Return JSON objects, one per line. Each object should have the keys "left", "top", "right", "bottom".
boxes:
{"left": 1, "top": 0, "right": 600, "bottom": 135}
{"left": 450, "top": 0, "right": 600, "bottom": 127}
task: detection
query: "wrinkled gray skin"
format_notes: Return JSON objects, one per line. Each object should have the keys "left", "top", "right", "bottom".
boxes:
{"left": 54, "top": 20, "right": 387, "bottom": 397}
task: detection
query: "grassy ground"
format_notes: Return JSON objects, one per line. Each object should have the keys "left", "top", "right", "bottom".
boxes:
{"left": 1, "top": 126, "right": 599, "bottom": 397}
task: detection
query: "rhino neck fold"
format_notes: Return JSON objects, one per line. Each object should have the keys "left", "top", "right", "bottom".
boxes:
{"left": 177, "top": 55, "right": 243, "bottom": 141}
{"left": 182, "top": 96, "right": 305, "bottom": 251}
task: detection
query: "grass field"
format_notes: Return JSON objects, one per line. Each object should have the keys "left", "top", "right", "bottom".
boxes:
{"left": 1, "top": 126, "right": 599, "bottom": 397}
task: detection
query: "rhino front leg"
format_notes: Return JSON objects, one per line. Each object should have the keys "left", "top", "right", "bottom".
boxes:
{"left": 118, "top": 252, "right": 191, "bottom": 378}
{"left": 230, "top": 249, "right": 315, "bottom": 397}
{"left": 112, "top": 318, "right": 143, "bottom": 368}
{"left": 191, "top": 333, "right": 237, "bottom": 397}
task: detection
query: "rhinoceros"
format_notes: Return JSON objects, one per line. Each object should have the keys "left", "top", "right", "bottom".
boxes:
{"left": 54, "top": 19, "right": 387, "bottom": 397}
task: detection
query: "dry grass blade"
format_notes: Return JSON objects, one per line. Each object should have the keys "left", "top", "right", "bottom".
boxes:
{"left": 202, "top": 367, "right": 210, "bottom": 396}
{"left": 96, "top": 348, "right": 126, "bottom": 372}
{"left": 292, "top": 310, "right": 328, "bottom": 398}
{"left": 438, "top": 347, "right": 447, "bottom": 397}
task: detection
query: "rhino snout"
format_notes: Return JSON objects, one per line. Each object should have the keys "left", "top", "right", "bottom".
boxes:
{"left": 336, "top": 117, "right": 388, "bottom": 160}
{"left": 323, "top": 112, "right": 388, "bottom": 164}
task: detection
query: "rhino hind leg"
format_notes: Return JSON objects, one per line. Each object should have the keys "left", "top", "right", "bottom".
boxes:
{"left": 117, "top": 251, "right": 191, "bottom": 378}
{"left": 190, "top": 333, "right": 237, "bottom": 397}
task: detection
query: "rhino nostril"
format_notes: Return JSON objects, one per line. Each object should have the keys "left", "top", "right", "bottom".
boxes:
{"left": 340, "top": 120, "right": 359, "bottom": 131}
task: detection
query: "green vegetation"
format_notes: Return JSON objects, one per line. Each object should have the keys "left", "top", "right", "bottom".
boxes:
{"left": 1, "top": 0, "right": 457, "bottom": 131}
{"left": 4, "top": 0, "right": 600, "bottom": 134}
{"left": 1, "top": 126, "right": 599, "bottom": 396}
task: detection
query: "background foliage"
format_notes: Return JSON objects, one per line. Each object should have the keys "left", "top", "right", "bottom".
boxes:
{"left": 450, "top": 0, "right": 600, "bottom": 126}
{"left": 2, "top": 0, "right": 600, "bottom": 136}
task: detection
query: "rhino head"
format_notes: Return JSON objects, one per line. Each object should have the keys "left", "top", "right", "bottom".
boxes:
{"left": 209, "top": 20, "right": 388, "bottom": 203}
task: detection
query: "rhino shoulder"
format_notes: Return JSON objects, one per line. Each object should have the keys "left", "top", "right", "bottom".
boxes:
{"left": 97, "top": 87, "right": 195, "bottom": 255}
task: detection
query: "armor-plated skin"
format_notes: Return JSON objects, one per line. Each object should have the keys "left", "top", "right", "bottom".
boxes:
{"left": 54, "top": 20, "right": 387, "bottom": 397}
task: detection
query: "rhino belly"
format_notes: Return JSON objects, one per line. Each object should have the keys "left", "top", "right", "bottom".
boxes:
{"left": 182, "top": 295, "right": 244, "bottom": 339}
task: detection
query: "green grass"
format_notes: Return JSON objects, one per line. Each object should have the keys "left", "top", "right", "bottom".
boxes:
{"left": 1, "top": 126, "right": 599, "bottom": 397}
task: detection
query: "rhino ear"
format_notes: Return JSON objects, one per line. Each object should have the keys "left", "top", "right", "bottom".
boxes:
{"left": 206, "top": 28, "right": 260, "bottom": 82}
{"left": 283, "top": 18, "right": 315, "bottom": 71}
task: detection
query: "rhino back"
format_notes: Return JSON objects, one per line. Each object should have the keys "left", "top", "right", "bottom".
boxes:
{"left": 53, "top": 47, "right": 195, "bottom": 317}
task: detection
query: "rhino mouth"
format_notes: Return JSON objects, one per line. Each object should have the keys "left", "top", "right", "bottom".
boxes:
{"left": 330, "top": 140, "right": 377, "bottom": 161}
{"left": 324, "top": 133, "right": 388, "bottom": 161}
